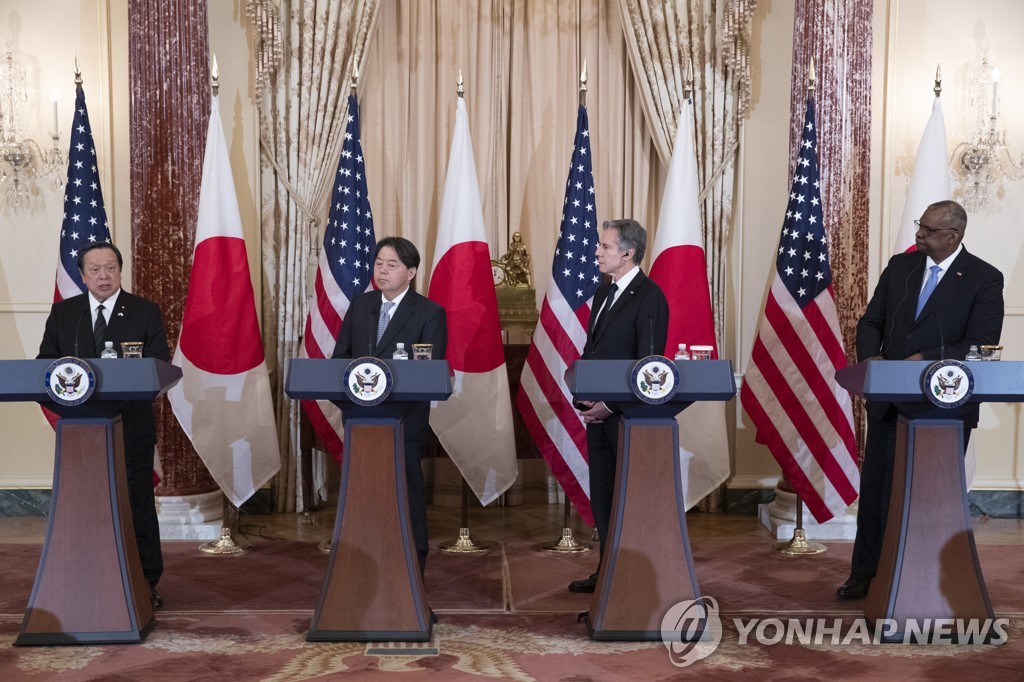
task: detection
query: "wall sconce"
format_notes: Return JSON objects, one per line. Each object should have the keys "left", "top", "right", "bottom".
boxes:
{"left": 950, "top": 55, "right": 1024, "bottom": 212}
{"left": 0, "top": 46, "right": 65, "bottom": 214}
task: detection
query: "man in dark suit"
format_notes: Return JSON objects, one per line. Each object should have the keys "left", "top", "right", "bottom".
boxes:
{"left": 38, "top": 242, "right": 170, "bottom": 608}
{"left": 837, "top": 200, "right": 1004, "bottom": 600}
{"left": 332, "top": 236, "right": 447, "bottom": 574}
{"left": 569, "top": 219, "right": 669, "bottom": 593}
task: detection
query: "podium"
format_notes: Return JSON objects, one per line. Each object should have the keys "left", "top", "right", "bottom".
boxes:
{"left": 568, "top": 359, "right": 735, "bottom": 640}
{"left": 0, "top": 358, "right": 181, "bottom": 645}
{"left": 285, "top": 358, "right": 452, "bottom": 641}
{"left": 836, "top": 360, "right": 1024, "bottom": 642}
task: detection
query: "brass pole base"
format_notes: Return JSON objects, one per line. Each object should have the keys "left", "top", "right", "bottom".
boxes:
{"left": 199, "top": 527, "right": 249, "bottom": 555}
{"left": 317, "top": 539, "right": 331, "bottom": 554}
{"left": 300, "top": 511, "right": 316, "bottom": 526}
{"left": 540, "top": 528, "right": 591, "bottom": 554}
{"left": 439, "top": 528, "right": 490, "bottom": 555}
{"left": 773, "top": 529, "right": 827, "bottom": 556}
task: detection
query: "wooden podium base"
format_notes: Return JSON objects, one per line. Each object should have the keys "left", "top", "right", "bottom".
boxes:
{"left": 308, "top": 419, "right": 432, "bottom": 642}
{"left": 17, "top": 418, "right": 155, "bottom": 646}
{"left": 865, "top": 416, "right": 995, "bottom": 643}
{"left": 586, "top": 418, "right": 702, "bottom": 640}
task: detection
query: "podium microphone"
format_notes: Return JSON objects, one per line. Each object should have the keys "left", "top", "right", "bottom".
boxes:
{"left": 74, "top": 310, "right": 87, "bottom": 357}
{"left": 930, "top": 309, "right": 945, "bottom": 360}
{"left": 648, "top": 314, "right": 655, "bottom": 356}
{"left": 368, "top": 307, "right": 378, "bottom": 356}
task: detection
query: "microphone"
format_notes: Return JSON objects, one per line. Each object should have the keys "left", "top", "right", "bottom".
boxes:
{"left": 877, "top": 258, "right": 922, "bottom": 358}
{"left": 368, "top": 307, "right": 378, "bottom": 356}
{"left": 648, "top": 314, "right": 655, "bottom": 356}
{"left": 74, "top": 310, "right": 88, "bottom": 357}
{"left": 929, "top": 309, "right": 945, "bottom": 360}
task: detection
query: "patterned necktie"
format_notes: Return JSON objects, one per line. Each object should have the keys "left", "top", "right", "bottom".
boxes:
{"left": 594, "top": 283, "right": 618, "bottom": 333}
{"left": 376, "top": 300, "right": 394, "bottom": 345}
{"left": 94, "top": 304, "right": 107, "bottom": 353}
{"left": 915, "top": 265, "right": 941, "bottom": 319}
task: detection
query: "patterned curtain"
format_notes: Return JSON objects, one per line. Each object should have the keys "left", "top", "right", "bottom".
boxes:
{"left": 790, "top": 0, "right": 872, "bottom": 452}
{"left": 129, "top": 0, "right": 217, "bottom": 496}
{"left": 616, "top": 0, "right": 755, "bottom": 362}
{"left": 250, "top": 0, "right": 382, "bottom": 511}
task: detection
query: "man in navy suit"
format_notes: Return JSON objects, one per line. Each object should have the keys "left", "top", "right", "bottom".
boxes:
{"left": 569, "top": 219, "right": 669, "bottom": 593}
{"left": 38, "top": 242, "right": 170, "bottom": 608}
{"left": 837, "top": 200, "right": 1004, "bottom": 600}
{"left": 332, "top": 236, "right": 447, "bottom": 574}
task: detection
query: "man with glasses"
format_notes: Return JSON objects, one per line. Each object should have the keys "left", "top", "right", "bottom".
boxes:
{"left": 836, "top": 200, "right": 1004, "bottom": 600}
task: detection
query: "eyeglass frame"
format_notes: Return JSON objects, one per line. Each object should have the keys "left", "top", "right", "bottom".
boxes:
{"left": 914, "top": 219, "right": 959, "bottom": 237}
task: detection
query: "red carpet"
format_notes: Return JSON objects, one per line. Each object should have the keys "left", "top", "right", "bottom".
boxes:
{"left": 2, "top": 538, "right": 1024, "bottom": 680}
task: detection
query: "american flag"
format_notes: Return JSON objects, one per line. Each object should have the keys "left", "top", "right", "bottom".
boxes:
{"left": 301, "top": 93, "right": 376, "bottom": 461}
{"left": 54, "top": 81, "right": 111, "bottom": 301}
{"left": 517, "top": 104, "right": 600, "bottom": 525}
{"left": 739, "top": 99, "right": 860, "bottom": 523}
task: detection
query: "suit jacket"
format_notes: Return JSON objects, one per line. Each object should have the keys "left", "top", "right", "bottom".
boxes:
{"left": 583, "top": 271, "right": 669, "bottom": 361}
{"left": 38, "top": 290, "right": 170, "bottom": 451}
{"left": 332, "top": 289, "right": 447, "bottom": 441}
{"left": 856, "top": 247, "right": 1004, "bottom": 425}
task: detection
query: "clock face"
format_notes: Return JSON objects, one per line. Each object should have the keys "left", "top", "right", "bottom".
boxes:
{"left": 492, "top": 263, "right": 506, "bottom": 285}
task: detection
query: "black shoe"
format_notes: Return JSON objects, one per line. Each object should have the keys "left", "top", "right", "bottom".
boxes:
{"left": 836, "top": 574, "right": 871, "bottom": 600}
{"left": 150, "top": 585, "right": 163, "bottom": 609}
{"left": 569, "top": 572, "right": 598, "bottom": 593}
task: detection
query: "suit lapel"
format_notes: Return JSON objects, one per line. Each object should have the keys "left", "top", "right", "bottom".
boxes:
{"left": 592, "top": 272, "right": 646, "bottom": 343}
{"left": 912, "top": 250, "right": 970, "bottom": 327}
{"left": 102, "top": 291, "right": 135, "bottom": 343}
{"left": 375, "top": 292, "right": 416, "bottom": 355}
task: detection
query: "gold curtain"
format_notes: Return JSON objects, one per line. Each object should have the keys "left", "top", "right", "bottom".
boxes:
{"left": 253, "top": 0, "right": 382, "bottom": 512}
{"left": 616, "top": 0, "right": 755, "bottom": 352}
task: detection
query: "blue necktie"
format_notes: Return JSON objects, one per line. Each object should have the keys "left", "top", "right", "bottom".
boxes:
{"left": 915, "top": 265, "right": 941, "bottom": 319}
{"left": 376, "top": 301, "right": 394, "bottom": 344}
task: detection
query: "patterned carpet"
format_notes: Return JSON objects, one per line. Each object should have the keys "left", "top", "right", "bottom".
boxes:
{"left": 3, "top": 535, "right": 1024, "bottom": 680}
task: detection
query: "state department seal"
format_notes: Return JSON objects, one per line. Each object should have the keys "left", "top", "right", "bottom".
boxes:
{"left": 922, "top": 359, "right": 975, "bottom": 409}
{"left": 44, "top": 357, "right": 96, "bottom": 407}
{"left": 630, "top": 355, "right": 680, "bottom": 405}
{"left": 343, "top": 357, "right": 394, "bottom": 406}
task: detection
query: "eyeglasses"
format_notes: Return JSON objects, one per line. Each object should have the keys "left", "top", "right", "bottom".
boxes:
{"left": 914, "top": 220, "right": 958, "bottom": 237}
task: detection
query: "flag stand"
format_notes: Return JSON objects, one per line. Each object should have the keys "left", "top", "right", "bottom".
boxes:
{"left": 772, "top": 493, "right": 826, "bottom": 556}
{"left": 199, "top": 495, "right": 251, "bottom": 555}
{"left": 540, "top": 492, "right": 590, "bottom": 554}
{"left": 439, "top": 479, "right": 490, "bottom": 554}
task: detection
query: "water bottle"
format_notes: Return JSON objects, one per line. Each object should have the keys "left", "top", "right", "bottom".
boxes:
{"left": 965, "top": 345, "right": 981, "bottom": 362}
{"left": 674, "top": 343, "right": 690, "bottom": 360}
{"left": 100, "top": 341, "right": 118, "bottom": 359}
{"left": 392, "top": 342, "right": 409, "bottom": 360}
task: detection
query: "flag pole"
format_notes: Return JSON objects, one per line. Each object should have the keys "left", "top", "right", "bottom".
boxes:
{"left": 438, "top": 68, "right": 492, "bottom": 557}
{"left": 198, "top": 54, "right": 251, "bottom": 556}
{"left": 541, "top": 59, "right": 595, "bottom": 556}
{"left": 771, "top": 57, "right": 827, "bottom": 557}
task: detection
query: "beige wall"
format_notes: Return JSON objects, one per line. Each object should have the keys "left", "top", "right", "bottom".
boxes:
{"left": 2, "top": 0, "right": 1022, "bottom": 496}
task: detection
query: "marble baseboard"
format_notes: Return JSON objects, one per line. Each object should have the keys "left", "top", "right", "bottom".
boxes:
{"left": 0, "top": 490, "right": 51, "bottom": 516}
{"left": 968, "top": 490, "right": 1024, "bottom": 518}
{"left": 723, "top": 488, "right": 776, "bottom": 515}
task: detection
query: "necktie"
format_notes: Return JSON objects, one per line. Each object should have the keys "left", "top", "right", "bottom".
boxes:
{"left": 376, "top": 300, "right": 394, "bottom": 345}
{"left": 94, "top": 304, "right": 107, "bottom": 353}
{"left": 915, "top": 265, "right": 941, "bottom": 319}
{"left": 594, "top": 283, "right": 618, "bottom": 333}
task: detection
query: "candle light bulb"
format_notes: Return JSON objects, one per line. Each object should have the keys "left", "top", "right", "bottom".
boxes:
{"left": 991, "top": 66, "right": 1000, "bottom": 119}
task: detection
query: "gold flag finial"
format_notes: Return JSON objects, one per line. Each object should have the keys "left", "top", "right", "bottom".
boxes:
{"left": 350, "top": 59, "right": 359, "bottom": 92}
{"left": 934, "top": 62, "right": 942, "bottom": 97}
{"left": 580, "top": 58, "right": 588, "bottom": 93}
{"left": 211, "top": 54, "right": 220, "bottom": 96}
{"left": 684, "top": 58, "right": 694, "bottom": 101}
{"left": 808, "top": 57, "right": 816, "bottom": 92}
{"left": 458, "top": 68, "right": 464, "bottom": 98}
{"left": 74, "top": 54, "right": 82, "bottom": 85}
